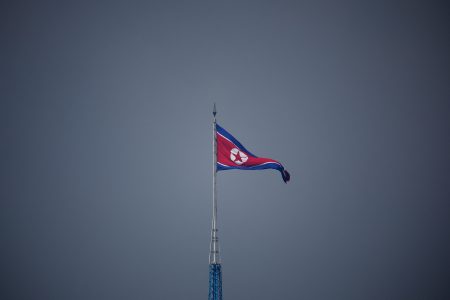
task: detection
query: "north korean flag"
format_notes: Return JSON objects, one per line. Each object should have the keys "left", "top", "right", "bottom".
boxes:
{"left": 216, "top": 124, "right": 290, "bottom": 183}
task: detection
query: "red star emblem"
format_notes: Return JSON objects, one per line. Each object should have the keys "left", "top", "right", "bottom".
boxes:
{"left": 233, "top": 151, "right": 242, "bottom": 164}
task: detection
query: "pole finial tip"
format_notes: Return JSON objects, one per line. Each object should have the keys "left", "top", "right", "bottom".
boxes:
{"left": 213, "top": 103, "right": 217, "bottom": 116}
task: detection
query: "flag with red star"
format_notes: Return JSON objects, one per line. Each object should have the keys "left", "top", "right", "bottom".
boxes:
{"left": 216, "top": 124, "right": 290, "bottom": 183}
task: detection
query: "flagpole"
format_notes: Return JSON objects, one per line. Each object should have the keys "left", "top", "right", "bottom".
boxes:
{"left": 208, "top": 103, "right": 222, "bottom": 300}
{"left": 210, "top": 103, "right": 219, "bottom": 264}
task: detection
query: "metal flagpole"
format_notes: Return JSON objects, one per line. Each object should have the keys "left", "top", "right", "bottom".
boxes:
{"left": 208, "top": 103, "right": 222, "bottom": 300}
{"left": 210, "top": 103, "right": 219, "bottom": 264}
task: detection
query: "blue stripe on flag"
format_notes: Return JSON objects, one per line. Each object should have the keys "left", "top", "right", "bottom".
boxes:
{"left": 217, "top": 162, "right": 283, "bottom": 172}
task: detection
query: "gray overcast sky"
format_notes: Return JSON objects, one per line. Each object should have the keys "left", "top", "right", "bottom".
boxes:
{"left": 1, "top": 0, "right": 449, "bottom": 299}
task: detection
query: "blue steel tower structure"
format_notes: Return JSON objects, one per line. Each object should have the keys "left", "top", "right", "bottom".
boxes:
{"left": 209, "top": 104, "right": 222, "bottom": 300}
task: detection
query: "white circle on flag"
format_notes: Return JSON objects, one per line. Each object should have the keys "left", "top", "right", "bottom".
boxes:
{"left": 230, "top": 148, "right": 248, "bottom": 165}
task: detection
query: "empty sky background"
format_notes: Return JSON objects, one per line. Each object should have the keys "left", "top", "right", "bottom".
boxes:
{"left": 1, "top": 0, "right": 449, "bottom": 299}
